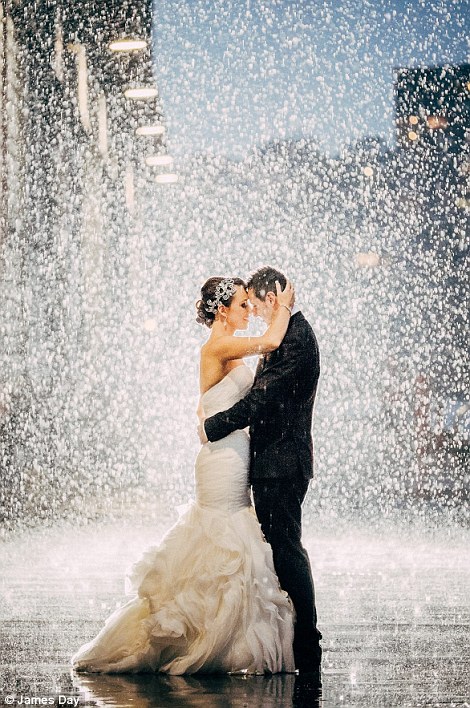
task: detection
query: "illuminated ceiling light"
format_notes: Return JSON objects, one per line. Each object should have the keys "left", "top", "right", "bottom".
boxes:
{"left": 409, "top": 115, "right": 419, "bottom": 125}
{"left": 155, "top": 173, "right": 178, "bottom": 184}
{"left": 426, "top": 115, "right": 448, "bottom": 129}
{"left": 136, "top": 125, "right": 165, "bottom": 136}
{"left": 363, "top": 165, "right": 374, "bottom": 177}
{"left": 124, "top": 87, "right": 158, "bottom": 100}
{"left": 407, "top": 130, "right": 418, "bottom": 141}
{"left": 355, "top": 252, "right": 380, "bottom": 267}
{"left": 109, "top": 39, "right": 147, "bottom": 52}
{"left": 146, "top": 155, "right": 173, "bottom": 167}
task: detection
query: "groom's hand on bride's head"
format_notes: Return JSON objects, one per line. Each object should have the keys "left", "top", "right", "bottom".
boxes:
{"left": 197, "top": 422, "right": 208, "bottom": 444}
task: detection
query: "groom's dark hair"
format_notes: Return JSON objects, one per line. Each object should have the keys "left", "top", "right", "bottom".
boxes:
{"left": 247, "top": 266, "right": 287, "bottom": 301}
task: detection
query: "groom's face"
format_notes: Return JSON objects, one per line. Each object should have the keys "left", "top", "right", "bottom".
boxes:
{"left": 248, "top": 288, "right": 274, "bottom": 325}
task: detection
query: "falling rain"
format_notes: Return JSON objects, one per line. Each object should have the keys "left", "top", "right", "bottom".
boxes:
{"left": 0, "top": 0, "right": 468, "bottom": 706}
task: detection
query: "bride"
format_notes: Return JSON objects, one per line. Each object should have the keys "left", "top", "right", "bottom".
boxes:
{"left": 72, "top": 276, "right": 296, "bottom": 674}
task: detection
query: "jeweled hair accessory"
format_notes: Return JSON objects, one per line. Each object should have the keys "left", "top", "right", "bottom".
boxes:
{"left": 205, "top": 278, "right": 237, "bottom": 313}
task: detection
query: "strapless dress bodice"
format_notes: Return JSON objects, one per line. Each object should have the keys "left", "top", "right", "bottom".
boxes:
{"left": 201, "top": 365, "right": 253, "bottom": 417}
{"left": 196, "top": 365, "right": 253, "bottom": 514}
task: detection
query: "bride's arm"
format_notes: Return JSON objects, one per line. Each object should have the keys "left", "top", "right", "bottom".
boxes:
{"left": 210, "top": 281, "right": 294, "bottom": 361}
{"left": 196, "top": 397, "right": 204, "bottom": 422}
{"left": 204, "top": 321, "right": 317, "bottom": 443}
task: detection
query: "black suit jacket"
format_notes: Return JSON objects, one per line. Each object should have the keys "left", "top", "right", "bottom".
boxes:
{"left": 204, "top": 311, "right": 320, "bottom": 481}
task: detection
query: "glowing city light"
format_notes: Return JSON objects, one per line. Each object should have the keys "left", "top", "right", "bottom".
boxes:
{"left": 356, "top": 251, "right": 381, "bottom": 267}
{"left": 408, "top": 130, "right": 418, "bottom": 141}
{"left": 426, "top": 115, "right": 448, "bottom": 129}
{"left": 409, "top": 115, "right": 419, "bottom": 125}
{"left": 363, "top": 165, "right": 374, "bottom": 177}
{"left": 142, "top": 318, "right": 157, "bottom": 332}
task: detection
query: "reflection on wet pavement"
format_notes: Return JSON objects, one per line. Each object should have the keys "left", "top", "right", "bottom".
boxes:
{"left": 0, "top": 521, "right": 469, "bottom": 706}
{"left": 74, "top": 672, "right": 321, "bottom": 707}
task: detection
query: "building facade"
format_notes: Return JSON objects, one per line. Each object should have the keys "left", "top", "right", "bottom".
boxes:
{"left": 0, "top": 0, "right": 170, "bottom": 523}
{"left": 393, "top": 63, "right": 469, "bottom": 501}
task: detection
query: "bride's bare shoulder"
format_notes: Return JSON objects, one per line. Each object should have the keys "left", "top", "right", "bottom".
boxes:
{"left": 200, "top": 339, "right": 215, "bottom": 358}
{"left": 201, "top": 336, "right": 226, "bottom": 356}
{"left": 200, "top": 341, "right": 221, "bottom": 374}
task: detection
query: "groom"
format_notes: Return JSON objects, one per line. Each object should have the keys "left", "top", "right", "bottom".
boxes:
{"left": 201, "top": 265, "right": 322, "bottom": 674}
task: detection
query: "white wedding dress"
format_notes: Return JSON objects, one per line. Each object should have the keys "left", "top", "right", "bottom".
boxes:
{"left": 72, "top": 365, "right": 295, "bottom": 674}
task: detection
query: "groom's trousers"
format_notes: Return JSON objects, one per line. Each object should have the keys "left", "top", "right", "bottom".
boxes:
{"left": 252, "top": 479, "right": 322, "bottom": 666}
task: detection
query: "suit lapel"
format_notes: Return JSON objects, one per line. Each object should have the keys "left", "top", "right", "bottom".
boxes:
{"left": 255, "top": 355, "right": 265, "bottom": 380}
{"left": 253, "top": 313, "right": 302, "bottom": 382}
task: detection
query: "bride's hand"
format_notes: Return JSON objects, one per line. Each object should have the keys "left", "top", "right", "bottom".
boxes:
{"left": 276, "top": 279, "right": 295, "bottom": 311}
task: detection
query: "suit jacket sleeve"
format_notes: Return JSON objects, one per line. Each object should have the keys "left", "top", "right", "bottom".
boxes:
{"left": 204, "top": 322, "right": 314, "bottom": 442}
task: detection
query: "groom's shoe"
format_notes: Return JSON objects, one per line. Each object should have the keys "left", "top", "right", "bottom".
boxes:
{"left": 295, "top": 644, "right": 322, "bottom": 675}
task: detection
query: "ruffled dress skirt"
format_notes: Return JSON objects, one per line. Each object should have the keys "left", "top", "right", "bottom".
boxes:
{"left": 72, "top": 368, "right": 295, "bottom": 674}
{"left": 71, "top": 500, "right": 294, "bottom": 674}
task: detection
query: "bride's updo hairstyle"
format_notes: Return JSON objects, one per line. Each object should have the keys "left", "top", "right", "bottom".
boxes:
{"left": 196, "top": 276, "right": 246, "bottom": 328}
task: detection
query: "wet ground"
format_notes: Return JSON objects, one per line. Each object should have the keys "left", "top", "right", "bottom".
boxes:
{"left": 0, "top": 516, "right": 469, "bottom": 707}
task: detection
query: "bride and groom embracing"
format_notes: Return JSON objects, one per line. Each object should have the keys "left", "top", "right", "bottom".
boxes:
{"left": 72, "top": 266, "right": 322, "bottom": 679}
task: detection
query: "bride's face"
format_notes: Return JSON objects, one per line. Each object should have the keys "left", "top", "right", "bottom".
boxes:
{"left": 248, "top": 288, "right": 274, "bottom": 325}
{"left": 224, "top": 286, "right": 250, "bottom": 331}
